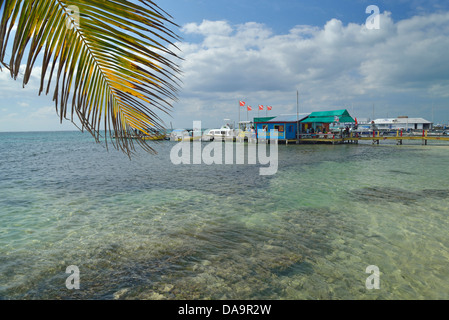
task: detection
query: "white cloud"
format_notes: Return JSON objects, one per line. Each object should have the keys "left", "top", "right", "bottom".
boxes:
{"left": 30, "top": 106, "right": 56, "bottom": 118}
{"left": 0, "top": 104, "right": 77, "bottom": 132}
{"left": 182, "top": 20, "right": 233, "bottom": 36}
{"left": 169, "top": 11, "right": 449, "bottom": 127}
{"left": 2, "top": 11, "right": 449, "bottom": 131}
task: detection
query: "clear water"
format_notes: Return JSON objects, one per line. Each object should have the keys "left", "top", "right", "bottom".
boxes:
{"left": 1, "top": 131, "right": 449, "bottom": 299}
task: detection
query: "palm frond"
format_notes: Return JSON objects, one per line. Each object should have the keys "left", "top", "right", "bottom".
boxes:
{"left": 0, "top": 0, "right": 182, "bottom": 155}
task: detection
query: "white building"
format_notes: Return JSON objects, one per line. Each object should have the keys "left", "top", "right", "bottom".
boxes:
{"left": 355, "top": 117, "right": 371, "bottom": 125}
{"left": 373, "top": 116, "right": 433, "bottom": 131}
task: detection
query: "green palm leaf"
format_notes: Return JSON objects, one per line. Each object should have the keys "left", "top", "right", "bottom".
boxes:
{"left": 0, "top": 0, "right": 181, "bottom": 155}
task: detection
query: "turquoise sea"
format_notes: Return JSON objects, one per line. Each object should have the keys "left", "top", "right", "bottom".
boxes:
{"left": 1, "top": 131, "right": 449, "bottom": 299}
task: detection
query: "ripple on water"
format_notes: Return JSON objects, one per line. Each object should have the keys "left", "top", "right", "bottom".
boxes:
{"left": 2, "top": 134, "right": 449, "bottom": 299}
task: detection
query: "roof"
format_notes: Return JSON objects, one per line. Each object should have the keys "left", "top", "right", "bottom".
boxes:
{"left": 253, "top": 116, "right": 276, "bottom": 123}
{"left": 355, "top": 117, "right": 370, "bottom": 124}
{"left": 301, "top": 109, "right": 355, "bottom": 123}
{"left": 373, "top": 117, "right": 432, "bottom": 124}
{"left": 254, "top": 114, "right": 310, "bottom": 123}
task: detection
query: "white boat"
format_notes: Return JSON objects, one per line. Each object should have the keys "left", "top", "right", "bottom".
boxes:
{"left": 170, "top": 129, "right": 203, "bottom": 141}
{"left": 170, "top": 129, "right": 190, "bottom": 141}
{"left": 203, "top": 125, "right": 235, "bottom": 141}
{"left": 201, "top": 129, "right": 214, "bottom": 141}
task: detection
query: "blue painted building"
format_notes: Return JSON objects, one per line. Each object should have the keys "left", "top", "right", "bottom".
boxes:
{"left": 255, "top": 114, "right": 310, "bottom": 140}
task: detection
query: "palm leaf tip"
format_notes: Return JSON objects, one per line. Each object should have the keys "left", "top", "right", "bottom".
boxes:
{"left": 0, "top": 0, "right": 182, "bottom": 156}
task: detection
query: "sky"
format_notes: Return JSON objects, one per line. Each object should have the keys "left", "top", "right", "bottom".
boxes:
{"left": 1, "top": 0, "right": 449, "bottom": 132}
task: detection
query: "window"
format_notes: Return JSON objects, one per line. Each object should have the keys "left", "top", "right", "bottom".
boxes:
{"left": 274, "top": 125, "right": 284, "bottom": 133}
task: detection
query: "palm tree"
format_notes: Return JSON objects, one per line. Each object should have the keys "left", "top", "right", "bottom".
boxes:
{"left": 0, "top": 0, "right": 181, "bottom": 155}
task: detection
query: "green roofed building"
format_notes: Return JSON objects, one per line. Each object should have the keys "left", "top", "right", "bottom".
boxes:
{"left": 301, "top": 109, "right": 355, "bottom": 133}
{"left": 301, "top": 109, "right": 355, "bottom": 124}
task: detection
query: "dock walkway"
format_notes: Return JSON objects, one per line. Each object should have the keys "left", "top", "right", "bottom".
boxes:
{"left": 168, "top": 131, "right": 449, "bottom": 146}
{"left": 294, "top": 131, "right": 449, "bottom": 145}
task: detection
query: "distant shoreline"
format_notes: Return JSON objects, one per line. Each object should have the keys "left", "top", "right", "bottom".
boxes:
{"left": 0, "top": 130, "right": 80, "bottom": 134}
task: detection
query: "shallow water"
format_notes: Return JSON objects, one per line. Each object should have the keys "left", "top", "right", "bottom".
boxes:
{"left": 1, "top": 131, "right": 449, "bottom": 299}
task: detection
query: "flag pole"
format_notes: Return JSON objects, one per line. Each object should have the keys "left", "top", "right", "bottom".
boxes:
{"left": 238, "top": 100, "right": 240, "bottom": 131}
{"left": 296, "top": 90, "right": 299, "bottom": 143}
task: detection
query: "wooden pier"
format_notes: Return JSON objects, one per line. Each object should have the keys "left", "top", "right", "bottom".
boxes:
{"left": 168, "top": 130, "right": 449, "bottom": 146}
{"left": 294, "top": 131, "right": 449, "bottom": 145}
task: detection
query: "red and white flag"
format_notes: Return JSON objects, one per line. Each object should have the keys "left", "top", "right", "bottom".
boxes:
{"left": 239, "top": 101, "right": 245, "bottom": 107}
{"left": 247, "top": 106, "right": 252, "bottom": 111}
{"left": 259, "top": 105, "right": 264, "bottom": 110}
{"left": 267, "top": 106, "right": 272, "bottom": 111}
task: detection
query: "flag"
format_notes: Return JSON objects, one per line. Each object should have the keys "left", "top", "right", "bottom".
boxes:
{"left": 259, "top": 105, "right": 263, "bottom": 110}
{"left": 239, "top": 101, "right": 245, "bottom": 107}
{"left": 247, "top": 106, "right": 252, "bottom": 111}
{"left": 355, "top": 117, "right": 358, "bottom": 125}
{"left": 267, "top": 106, "right": 272, "bottom": 111}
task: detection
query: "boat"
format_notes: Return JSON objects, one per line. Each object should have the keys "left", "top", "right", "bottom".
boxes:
{"left": 201, "top": 129, "right": 214, "bottom": 141}
{"left": 169, "top": 129, "right": 203, "bottom": 142}
{"left": 170, "top": 129, "right": 190, "bottom": 141}
{"left": 113, "top": 128, "right": 166, "bottom": 140}
{"left": 142, "top": 132, "right": 166, "bottom": 140}
{"left": 202, "top": 125, "right": 236, "bottom": 141}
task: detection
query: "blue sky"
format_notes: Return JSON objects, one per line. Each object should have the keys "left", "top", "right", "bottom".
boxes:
{"left": 162, "top": 0, "right": 449, "bottom": 33}
{"left": 1, "top": 0, "right": 449, "bottom": 131}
